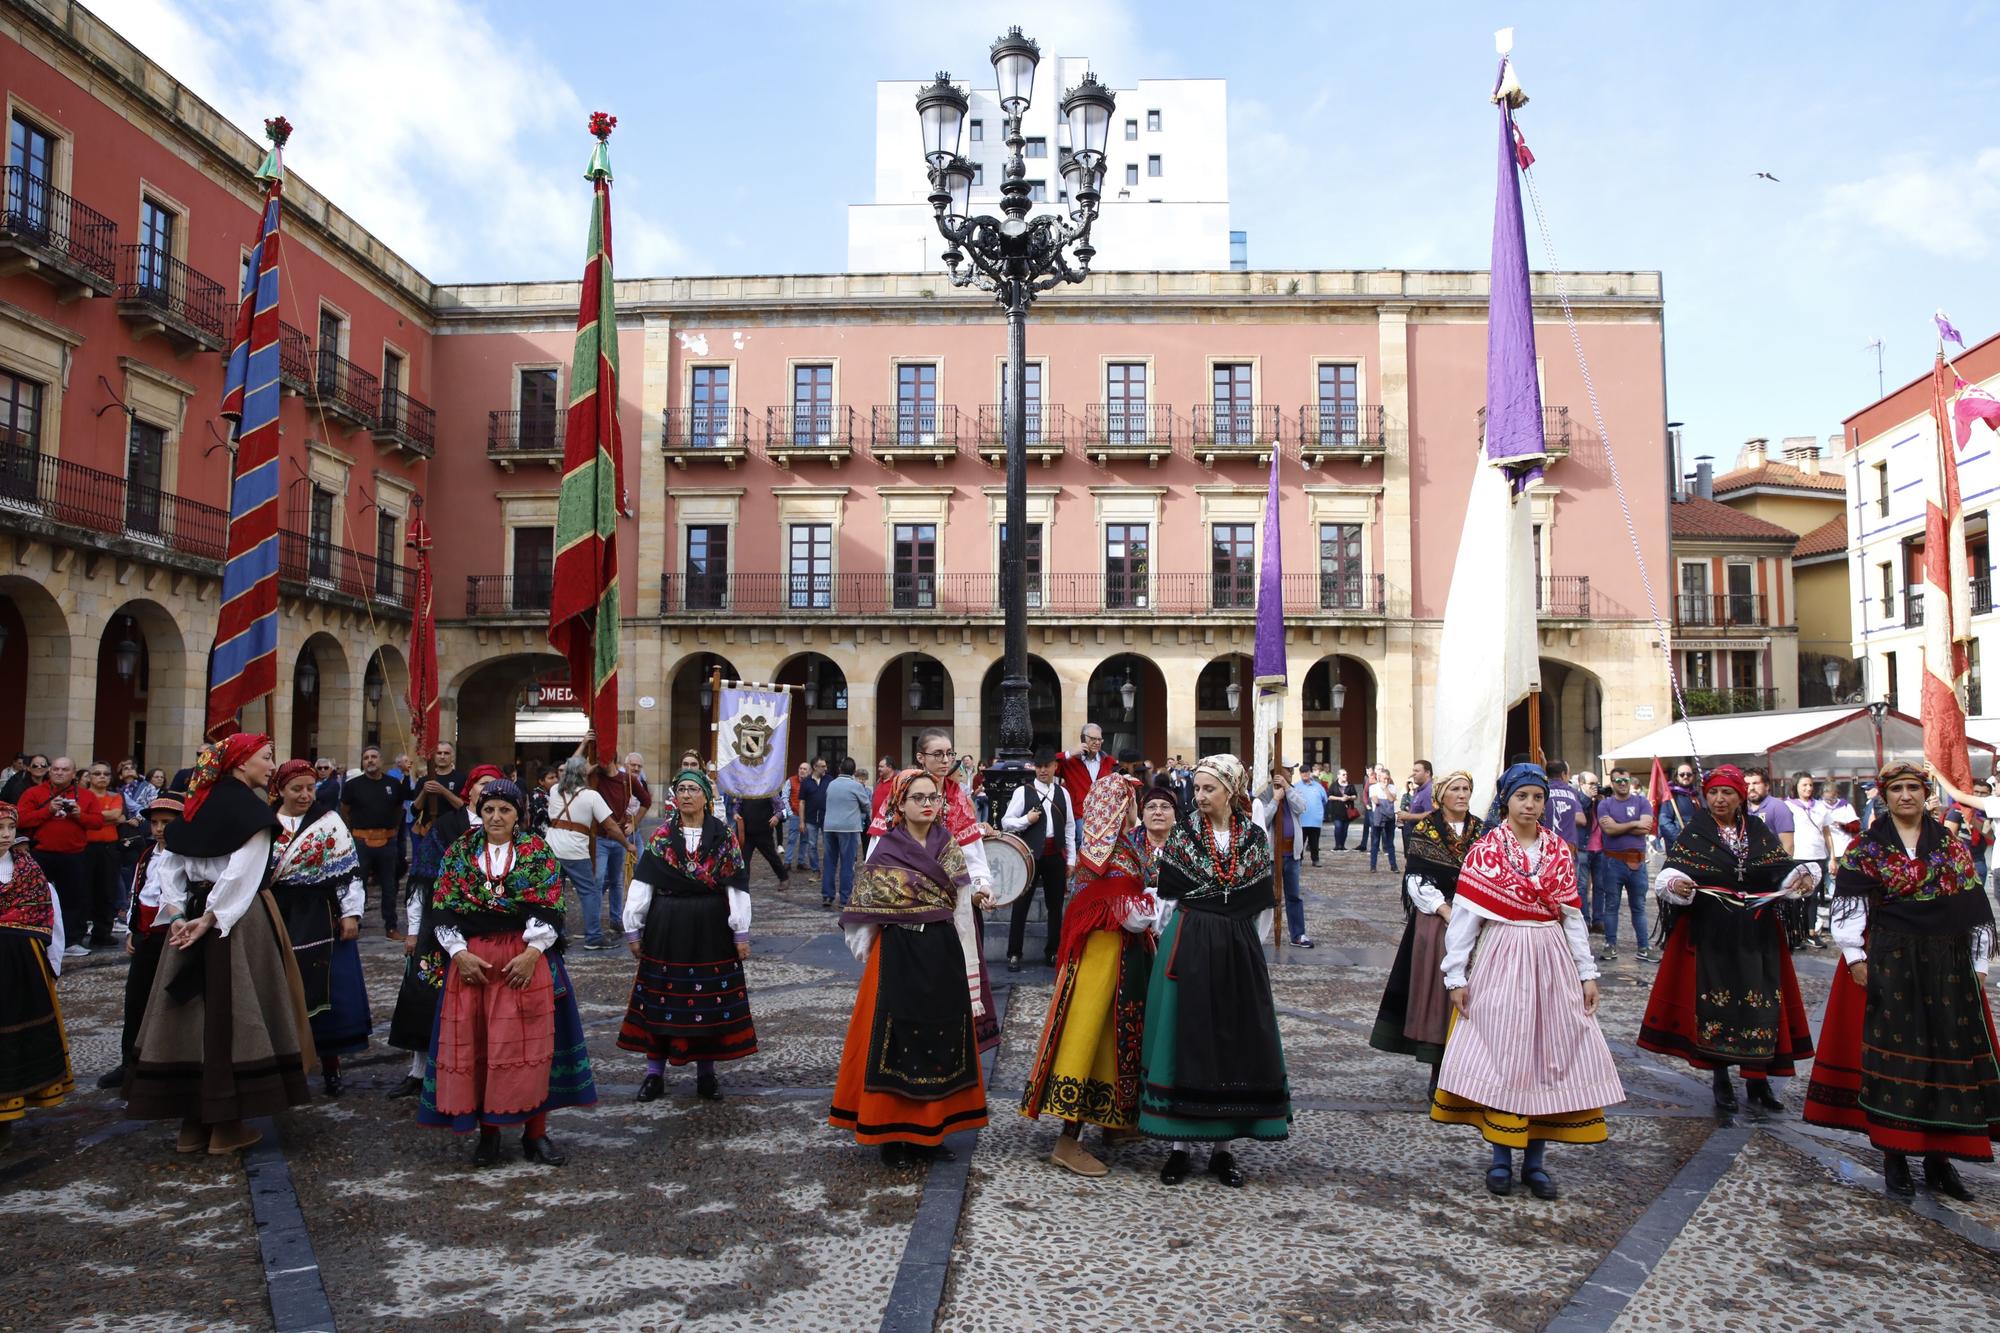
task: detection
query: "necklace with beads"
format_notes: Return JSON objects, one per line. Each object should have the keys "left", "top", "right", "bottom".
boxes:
{"left": 478, "top": 839, "right": 516, "bottom": 886}
{"left": 1206, "top": 816, "right": 1240, "bottom": 898}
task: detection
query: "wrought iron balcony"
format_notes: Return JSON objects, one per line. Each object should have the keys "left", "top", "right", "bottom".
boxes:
{"left": 1083, "top": 404, "right": 1176, "bottom": 464}
{"left": 1318, "top": 571, "right": 1389, "bottom": 613}
{"left": 487, "top": 411, "right": 565, "bottom": 469}
{"left": 662, "top": 406, "right": 752, "bottom": 466}
{"left": 1974, "top": 573, "right": 1993, "bottom": 616}
{"left": 0, "top": 167, "right": 117, "bottom": 298}
{"left": 277, "top": 322, "right": 314, "bottom": 395}
{"left": 278, "top": 529, "right": 413, "bottom": 609}
{"left": 763, "top": 406, "right": 855, "bottom": 467}
{"left": 373, "top": 387, "right": 436, "bottom": 459}
{"left": 869, "top": 405, "right": 961, "bottom": 465}
{"left": 657, "top": 570, "right": 1396, "bottom": 619}
{"left": 1674, "top": 593, "right": 1768, "bottom": 628}
{"left": 115, "top": 244, "right": 227, "bottom": 353}
{"left": 974, "top": 403, "right": 1069, "bottom": 463}
{"left": 466, "top": 574, "right": 552, "bottom": 617}
{"left": 1475, "top": 404, "right": 1573, "bottom": 459}
{"left": 1905, "top": 589, "right": 1924, "bottom": 629}
{"left": 1674, "top": 686, "right": 1779, "bottom": 718}
{"left": 308, "top": 348, "right": 381, "bottom": 432}
{"left": 1191, "top": 404, "right": 1283, "bottom": 463}
{"left": 1537, "top": 575, "right": 1593, "bottom": 619}
{"left": 1298, "top": 404, "right": 1389, "bottom": 465}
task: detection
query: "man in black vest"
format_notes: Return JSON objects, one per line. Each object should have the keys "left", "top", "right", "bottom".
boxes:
{"left": 1001, "top": 747, "right": 1078, "bottom": 971}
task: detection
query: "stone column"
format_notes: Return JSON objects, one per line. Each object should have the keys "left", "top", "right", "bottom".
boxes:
{"left": 1376, "top": 304, "right": 1419, "bottom": 762}
{"left": 629, "top": 315, "right": 674, "bottom": 766}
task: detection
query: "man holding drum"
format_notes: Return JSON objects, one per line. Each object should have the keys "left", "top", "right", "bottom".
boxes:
{"left": 1002, "top": 748, "right": 1079, "bottom": 973}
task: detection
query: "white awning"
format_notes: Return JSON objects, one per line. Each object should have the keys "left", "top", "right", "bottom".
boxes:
{"left": 514, "top": 710, "right": 589, "bottom": 743}
{"left": 1604, "top": 707, "right": 1857, "bottom": 763}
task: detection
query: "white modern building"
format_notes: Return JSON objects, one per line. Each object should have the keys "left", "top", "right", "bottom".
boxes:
{"left": 848, "top": 56, "right": 1234, "bottom": 273}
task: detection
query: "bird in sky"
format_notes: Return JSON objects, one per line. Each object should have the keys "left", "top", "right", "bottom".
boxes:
{"left": 1754, "top": 171, "right": 1780, "bottom": 182}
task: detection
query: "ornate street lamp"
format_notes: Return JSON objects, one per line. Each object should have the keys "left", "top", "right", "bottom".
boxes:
{"left": 1119, "top": 674, "right": 1137, "bottom": 716}
{"left": 365, "top": 670, "right": 384, "bottom": 705}
{"left": 920, "top": 27, "right": 1114, "bottom": 820}
{"left": 296, "top": 653, "right": 318, "bottom": 698}
{"left": 1821, "top": 658, "right": 1842, "bottom": 699}
{"left": 1331, "top": 681, "right": 1348, "bottom": 718}
{"left": 112, "top": 621, "right": 142, "bottom": 683}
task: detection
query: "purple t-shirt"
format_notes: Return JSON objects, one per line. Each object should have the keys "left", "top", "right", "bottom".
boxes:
{"left": 1544, "top": 781, "right": 1585, "bottom": 847}
{"left": 1598, "top": 792, "right": 1652, "bottom": 853}
{"left": 1750, "top": 795, "right": 1794, "bottom": 836}
{"left": 1409, "top": 781, "right": 1434, "bottom": 817}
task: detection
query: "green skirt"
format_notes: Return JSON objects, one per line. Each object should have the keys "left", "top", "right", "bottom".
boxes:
{"left": 1137, "top": 908, "right": 1291, "bottom": 1142}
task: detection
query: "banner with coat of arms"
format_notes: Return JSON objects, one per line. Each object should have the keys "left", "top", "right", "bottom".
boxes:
{"left": 715, "top": 684, "right": 790, "bottom": 799}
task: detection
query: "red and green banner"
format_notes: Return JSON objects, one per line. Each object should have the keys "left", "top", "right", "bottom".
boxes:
{"left": 549, "top": 112, "right": 630, "bottom": 756}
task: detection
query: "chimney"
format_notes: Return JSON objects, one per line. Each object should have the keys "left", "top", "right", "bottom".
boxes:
{"left": 1799, "top": 451, "right": 1821, "bottom": 476}
{"left": 1742, "top": 437, "right": 1768, "bottom": 467}
{"left": 1694, "top": 455, "right": 1714, "bottom": 500}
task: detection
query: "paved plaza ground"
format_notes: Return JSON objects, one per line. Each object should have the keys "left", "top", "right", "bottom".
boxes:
{"left": 4, "top": 847, "right": 2000, "bottom": 1332}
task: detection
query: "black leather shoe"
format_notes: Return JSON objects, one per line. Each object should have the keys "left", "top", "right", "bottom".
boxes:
{"left": 1883, "top": 1152, "right": 1915, "bottom": 1198}
{"left": 387, "top": 1075, "right": 423, "bottom": 1100}
{"left": 322, "top": 1071, "right": 344, "bottom": 1098}
{"left": 1523, "top": 1166, "right": 1560, "bottom": 1200}
{"left": 696, "top": 1070, "right": 720, "bottom": 1101}
{"left": 1160, "top": 1149, "right": 1192, "bottom": 1185}
{"left": 879, "top": 1142, "right": 909, "bottom": 1167}
{"left": 1711, "top": 1068, "right": 1738, "bottom": 1112}
{"left": 1207, "top": 1150, "right": 1246, "bottom": 1187}
{"left": 1925, "top": 1155, "right": 1974, "bottom": 1202}
{"left": 1006, "top": 955, "right": 1022, "bottom": 973}
{"left": 920, "top": 1142, "right": 956, "bottom": 1163}
{"left": 522, "top": 1134, "right": 568, "bottom": 1166}
{"left": 1041, "top": 955, "right": 1057, "bottom": 969}
{"left": 637, "top": 1074, "right": 665, "bottom": 1102}
{"left": 1745, "top": 1080, "right": 1784, "bottom": 1113}
{"left": 95, "top": 1065, "right": 127, "bottom": 1091}
{"left": 472, "top": 1132, "right": 504, "bottom": 1168}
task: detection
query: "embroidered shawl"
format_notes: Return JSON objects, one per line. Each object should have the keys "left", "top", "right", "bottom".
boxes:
{"left": 844, "top": 821, "right": 969, "bottom": 927}
{"left": 1835, "top": 814, "right": 1993, "bottom": 944}
{"left": 1157, "top": 810, "right": 1274, "bottom": 903}
{"left": 271, "top": 804, "right": 358, "bottom": 893}
{"left": 1075, "top": 773, "right": 1143, "bottom": 879}
{"left": 635, "top": 812, "right": 746, "bottom": 893}
{"left": 1126, "top": 828, "right": 1173, "bottom": 889}
{"left": 0, "top": 848, "right": 53, "bottom": 937}
{"left": 1404, "top": 809, "right": 1484, "bottom": 909}
{"left": 1455, "top": 824, "right": 1580, "bottom": 922}
{"left": 431, "top": 829, "right": 564, "bottom": 929}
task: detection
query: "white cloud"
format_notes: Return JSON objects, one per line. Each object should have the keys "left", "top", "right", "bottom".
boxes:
{"left": 87, "top": 0, "right": 692, "bottom": 281}
{"left": 1822, "top": 147, "right": 2000, "bottom": 260}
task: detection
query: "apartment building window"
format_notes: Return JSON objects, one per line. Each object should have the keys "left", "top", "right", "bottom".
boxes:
{"left": 380, "top": 348, "right": 405, "bottom": 424}
{"left": 892, "top": 523, "right": 938, "bottom": 609}
{"left": 1725, "top": 562, "right": 1756, "bottom": 626}
{"left": 124, "top": 419, "right": 166, "bottom": 537}
{"left": 374, "top": 509, "right": 398, "bottom": 599}
{"left": 307, "top": 484, "right": 335, "bottom": 581}
{"left": 691, "top": 365, "right": 731, "bottom": 446}
{"left": 999, "top": 522, "right": 1043, "bottom": 608}
{"left": 1106, "top": 362, "right": 1147, "bottom": 444}
{"left": 969, "top": 118, "right": 983, "bottom": 142}
{"left": 316, "top": 307, "right": 347, "bottom": 397}
{"left": 1000, "top": 362, "right": 1043, "bottom": 443}
{"left": 789, "top": 522, "right": 832, "bottom": 609}
{"left": 511, "top": 526, "right": 553, "bottom": 610}
{"left": 1147, "top": 109, "right": 1162, "bottom": 131}
{"left": 137, "top": 197, "right": 177, "bottom": 295}
{"left": 1729, "top": 650, "right": 1759, "bottom": 692}
{"left": 1026, "top": 180, "right": 1047, "bottom": 202}
{"left": 793, "top": 364, "right": 834, "bottom": 445}
{"left": 896, "top": 363, "right": 937, "bottom": 444}
{"left": 1878, "top": 561, "right": 1894, "bottom": 617}
{"left": 1212, "top": 363, "right": 1253, "bottom": 444}
{"left": 1532, "top": 523, "right": 1546, "bottom": 607}
{"left": 1024, "top": 137, "right": 1047, "bottom": 158}
{"left": 1681, "top": 650, "right": 1713, "bottom": 690}
{"left": 0, "top": 370, "right": 43, "bottom": 501}
{"left": 7, "top": 115, "right": 55, "bottom": 232}
{"left": 686, "top": 524, "right": 728, "bottom": 609}
{"left": 1975, "top": 534, "right": 1994, "bottom": 613}
{"left": 1105, "top": 523, "right": 1149, "bottom": 609}
{"left": 1319, "top": 523, "right": 1363, "bottom": 609}
{"left": 519, "top": 367, "right": 559, "bottom": 448}
{"left": 1679, "top": 561, "right": 1710, "bottom": 625}
{"left": 1229, "top": 230, "right": 1247, "bottom": 271}
{"left": 971, "top": 163, "right": 983, "bottom": 186}
{"left": 1318, "top": 363, "right": 1359, "bottom": 445}
{"left": 1147, "top": 155, "right": 1162, "bottom": 177}
{"left": 1971, "top": 640, "right": 1985, "bottom": 715}
{"left": 1124, "top": 163, "right": 1139, "bottom": 187}
{"left": 1883, "top": 650, "right": 1899, "bottom": 710}
{"left": 1211, "top": 523, "right": 1255, "bottom": 608}
{"left": 1875, "top": 462, "right": 1889, "bottom": 517}
{"left": 1124, "top": 118, "right": 1138, "bottom": 140}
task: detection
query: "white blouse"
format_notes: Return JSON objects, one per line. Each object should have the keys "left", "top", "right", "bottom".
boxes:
{"left": 154, "top": 831, "right": 276, "bottom": 937}
{"left": 621, "top": 824, "right": 752, "bottom": 939}
{"left": 1437, "top": 834, "right": 1597, "bottom": 988}
{"left": 1403, "top": 819, "right": 1468, "bottom": 915}
{"left": 1830, "top": 891, "right": 1991, "bottom": 975}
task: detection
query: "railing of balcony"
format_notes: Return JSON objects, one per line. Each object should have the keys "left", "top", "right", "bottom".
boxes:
{"left": 1674, "top": 686, "right": 1779, "bottom": 718}
{"left": 1084, "top": 403, "right": 1176, "bottom": 448}
{"left": 974, "top": 403, "right": 1070, "bottom": 449}
{"left": 278, "top": 321, "right": 314, "bottom": 389}
{"left": 1538, "top": 575, "right": 1592, "bottom": 618}
{"left": 870, "top": 404, "right": 961, "bottom": 450}
{"left": 1319, "top": 571, "right": 1389, "bottom": 613}
{"left": 116, "top": 243, "right": 228, "bottom": 342}
{"left": 278, "top": 530, "right": 413, "bottom": 609}
{"left": 312, "top": 348, "right": 381, "bottom": 421}
{"left": 466, "top": 574, "right": 552, "bottom": 616}
{"left": 1905, "top": 589, "right": 1924, "bottom": 629}
{"left": 658, "top": 571, "right": 1394, "bottom": 617}
{"left": 1191, "top": 404, "right": 1283, "bottom": 447}
{"left": 1475, "top": 405, "right": 1574, "bottom": 455}
{"left": 764, "top": 406, "right": 855, "bottom": 451}
{"left": 1975, "top": 573, "right": 1993, "bottom": 616}
{"left": 1, "top": 166, "right": 118, "bottom": 283}
{"left": 1674, "top": 593, "right": 1768, "bottom": 628}
{"left": 664, "top": 406, "right": 752, "bottom": 449}
{"left": 377, "top": 387, "right": 436, "bottom": 453}
{"left": 488, "top": 410, "right": 565, "bottom": 454}
{"left": 1298, "top": 404, "right": 1388, "bottom": 452}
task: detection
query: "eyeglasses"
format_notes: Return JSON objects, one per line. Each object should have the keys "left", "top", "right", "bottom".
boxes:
{"left": 1612, "top": 776, "right": 1631, "bottom": 784}
{"left": 905, "top": 792, "right": 946, "bottom": 805}
{"left": 921, "top": 749, "right": 955, "bottom": 761}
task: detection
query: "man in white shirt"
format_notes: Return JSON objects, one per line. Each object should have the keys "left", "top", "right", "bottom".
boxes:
{"left": 1002, "top": 748, "right": 1079, "bottom": 971}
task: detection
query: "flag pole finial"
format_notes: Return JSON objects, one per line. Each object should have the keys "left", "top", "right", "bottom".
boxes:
{"left": 586, "top": 111, "right": 617, "bottom": 181}
{"left": 256, "top": 115, "right": 292, "bottom": 182}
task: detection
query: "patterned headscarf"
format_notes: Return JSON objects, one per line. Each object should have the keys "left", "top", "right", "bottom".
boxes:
{"left": 1702, "top": 764, "right": 1748, "bottom": 800}
{"left": 184, "top": 732, "right": 272, "bottom": 820}
{"left": 1141, "top": 781, "right": 1182, "bottom": 816}
{"left": 1076, "top": 773, "right": 1142, "bottom": 878}
{"left": 1877, "top": 761, "right": 1926, "bottom": 790}
{"left": 670, "top": 767, "right": 714, "bottom": 806}
{"left": 1436, "top": 770, "right": 1475, "bottom": 802}
{"left": 886, "top": 768, "right": 930, "bottom": 828}
{"left": 478, "top": 779, "right": 527, "bottom": 816}
{"left": 1484, "top": 762, "right": 1549, "bottom": 825}
{"left": 1193, "top": 753, "right": 1251, "bottom": 813}
{"left": 272, "top": 759, "right": 316, "bottom": 796}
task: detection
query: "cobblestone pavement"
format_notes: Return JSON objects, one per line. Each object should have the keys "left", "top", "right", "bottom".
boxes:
{"left": 4, "top": 848, "right": 1999, "bottom": 1331}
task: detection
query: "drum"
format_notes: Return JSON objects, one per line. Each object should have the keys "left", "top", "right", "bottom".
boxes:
{"left": 981, "top": 831, "right": 1034, "bottom": 909}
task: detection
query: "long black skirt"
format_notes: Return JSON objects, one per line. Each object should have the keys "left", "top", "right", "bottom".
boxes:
{"left": 388, "top": 887, "right": 446, "bottom": 1053}
{"left": 615, "top": 890, "right": 756, "bottom": 1065}
{"left": 272, "top": 882, "right": 338, "bottom": 1015}
{"left": 121, "top": 930, "right": 167, "bottom": 1066}
{"left": 0, "top": 930, "right": 70, "bottom": 1113}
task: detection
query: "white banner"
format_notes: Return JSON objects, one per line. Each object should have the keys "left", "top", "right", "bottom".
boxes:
{"left": 715, "top": 684, "right": 791, "bottom": 799}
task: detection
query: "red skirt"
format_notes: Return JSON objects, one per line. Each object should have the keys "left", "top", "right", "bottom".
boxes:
{"left": 1636, "top": 914, "right": 1814, "bottom": 1076}
{"left": 432, "top": 932, "right": 555, "bottom": 1120}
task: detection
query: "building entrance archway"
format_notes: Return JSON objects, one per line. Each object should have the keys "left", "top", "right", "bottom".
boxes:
{"left": 1085, "top": 654, "right": 1166, "bottom": 764}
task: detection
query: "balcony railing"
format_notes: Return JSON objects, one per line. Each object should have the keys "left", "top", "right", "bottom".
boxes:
{"left": 1675, "top": 593, "right": 1768, "bottom": 628}
{"left": 1475, "top": 405, "right": 1574, "bottom": 458}
{"left": 1538, "top": 575, "right": 1592, "bottom": 618}
{"left": 1191, "top": 404, "right": 1283, "bottom": 449}
{"left": 1905, "top": 589, "right": 1924, "bottom": 629}
{"left": 658, "top": 571, "right": 1395, "bottom": 618}
{"left": 374, "top": 387, "right": 436, "bottom": 457}
{"left": 1675, "top": 686, "right": 1780, "bottom": 718}
{"left": 488, "top": 410, "right": 565, "bottom": 462}
{"left": 466, "top": 574, "right": 552, "bottom": 616}
{"left": 1084, "top": 403, "right": 1176, "bottom": 451}
{"left": 278, "top": 530, "right": 413, "bottom": 609}
{"left": 663, "top": 406, "right": 752, "bottom": 452}
{"left": 974, "top": 403, "right": 1070, "bottom": 457}
{"left": 1975, "top": 574, "right": 1993, "bottom": 616}
{"left": 1299, "top": 404, "right": 1388, "bottom": 458}
{"left": 870, "top": 404, "right": 961, "bottom": 455}
{"left": 278, "top": 322, "right": 314, "bottom": 393}
{"left": 1, "top": 166, "right": 118, "bottom": 296}
{"left": 310, "top": 349, "right": 381, "bottom": 430}
{"left": 115, "top": 244, "right": 228, "bottom": 351}
{"left": 764, "top": 406, "right": 856, "bottom": 462}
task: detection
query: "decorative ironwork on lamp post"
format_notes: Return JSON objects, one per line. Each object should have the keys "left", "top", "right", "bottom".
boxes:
{"left": 917, "top": 27, "right": 1114, "bottom": 814}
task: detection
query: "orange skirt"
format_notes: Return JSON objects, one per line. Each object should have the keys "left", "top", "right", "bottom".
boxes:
{"left": 828, "top": 935, "right": 988, "bottom": 1146}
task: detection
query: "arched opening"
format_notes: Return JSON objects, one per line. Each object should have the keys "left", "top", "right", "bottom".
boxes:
{"left": 979, "top": 655, "right": 1061, "bottom": 762}
{"left": 1506, "top": 657, "right": 1604, "bottom": 773}
{"left": 875, "top": 652, "right": 954, "bottom": 768}
{"left": 667, "top": 652, "right": 741, "bottom": 769}
{"left": 1302, "top": 655, "right": 1377, "bottom": 777}
{"left": 0, "top": 579, "right": 69, "bottom": 758}
{"left": 1086, "top": 654, "right": 1167, "bottom": 764}
{"left": 450, "top": 650, "right": 567, "bottom": 768}
{"left": 361, "top": 645, "right": 412, "bottom": 755}
{"left": 288, "top": 633, "right": 352, "bottom": 763}
{"left": 1194, "top": 653, "right": 1255, "bottom": 761}
{"left": 775, "top": 651, "right": 849, "bottom": 768}
{"left": 93, "top": 600, "right": 186, "bottom": 772}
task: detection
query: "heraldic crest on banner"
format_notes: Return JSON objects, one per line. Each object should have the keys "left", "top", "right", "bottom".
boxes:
{"left": 716, "top": 684, "right": 791, "bottom": 799}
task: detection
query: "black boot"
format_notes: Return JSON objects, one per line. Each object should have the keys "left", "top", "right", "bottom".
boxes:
{"left": 387, "top": 1075, "right": 423, "bottom": 1100}
{"left": 472, "top": 1131, "right": 504, "bottom": 1168}
{"left": 522, "top": 1133, "right": 568, "bottom": 1166}
{"left": 1745, "top": 1078, "right": 1783, "bottom": 1113}
{"left": 1883, "top": 1152, "right": 1915, "bottom": 1198}
{"left": 1206, "top": 1149, "right": 1245, "bottom": 1187}
{"left": 95, "top": 1065, "right": 127, "bottom": 1091}
{"left": 695, "top": 1067, "right": 720, "bottom": 1101}
{"left": 636, "top": 1073, "right": 664, "bottom": 1102}
{"left": 1711, "top": 1067, "right": 1738, "bottom": 1112}
{"left": 1925, "top": 1155, "right": 1973, "bottom": 1201}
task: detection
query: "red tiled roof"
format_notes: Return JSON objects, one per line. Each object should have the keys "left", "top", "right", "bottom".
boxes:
{"left": 1793, "top": 512, "right": 1848, "bottom": 559}
{"left": 1669, "top": 497, "right": 1800, "bottom": 543}
{"left": 1711, "top": 461, "right": 1847, "bottom": 495}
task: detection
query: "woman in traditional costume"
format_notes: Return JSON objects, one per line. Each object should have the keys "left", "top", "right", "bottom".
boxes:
{"left": 418, "top": 779, "right": 596, "bottom": 1166}
{"left": 619, "top": 768, "right": 755, "bottom": 1102}
{"left": 1804, "top": 762, "right": 2000, "bottom": 1201}
{"left": 1431, "top": 763, "right": 1622, "bottom": 1200}
{"left": 1639, "top": 764, "right": 1817, "bottom": 1113}
{"left": 125, "top": 734, "right": 314, "bottom": 1156}
{"left": 104, "top": 791, "right": 181, "bottom": 1091}
{"left": 1139, "top": 754, "right": 1291, "bottom": 1187}
{"left": 1129, "top": 781, "right": 1179, "bottom": 886}
{"left": 0, "top": 802, "right": 70, "bottom": 1150}
{"left": 269, "top": 760, "right": 371, "bottom": 1098}
{"left": 1020, "top": 774, "right": 1158, "bottom": 1176}
{"left": 385, "top": 765, "right": 500, "bottom": 1099}
{"left": 831, "top": 768, "right": 989, "bottom": 1165}
{"left": 1370, "top": 770, "right": 1482, "bottom": 1081}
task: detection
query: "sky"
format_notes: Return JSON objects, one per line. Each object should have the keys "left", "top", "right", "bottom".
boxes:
{"left": 89, "top": 0, "right": 2000, "bottom": 463}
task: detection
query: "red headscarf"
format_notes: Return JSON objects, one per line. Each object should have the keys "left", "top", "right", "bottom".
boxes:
{"left": 272, "top": 759, "right": 317, "bottom": 797}
{"left": 1703, "top": 765, "right": 1748, "bottom": 800}
{"left": 461, "top": 764, "right": 506, "bottom": 801}
{"left": 184, "top": 733, "right": 272, "bottom": 821}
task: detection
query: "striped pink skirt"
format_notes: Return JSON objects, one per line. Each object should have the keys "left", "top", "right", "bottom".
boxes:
{"left": 1436, "top": 918, "right": 1624, "bottom": 1117}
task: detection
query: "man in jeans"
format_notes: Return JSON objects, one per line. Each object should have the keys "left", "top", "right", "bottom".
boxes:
{"left": 819, "top": 756, "right": 871, "bottom": 908}
{"left": 1256, "top": 764, "right": 1314, "bottom": 948}
{"left": 591, "top": 747, "right": 652, "bottom": 936}
{"left": 800, "top": 756, "right": 828, "bottom": 873}
{"left": 1594, "top": 768, "right": 1654, "bottom": 963}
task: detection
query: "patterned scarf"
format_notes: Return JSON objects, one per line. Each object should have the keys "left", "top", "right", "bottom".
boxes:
{"left": 1157, "top": 809, "right": 1274, "bottom": 902}
{"left": 1075, "top": 773, "right": 1143, "bottom": 879}
{"left": 0, "top": 848, "right": 52, "bottom": 936}
{"left": 1665, "top": 807, "right": 1790, "bottom": 890}
{"left": 432, "top": 830, "right": 563, "bottom": 921}
{"left": 639, "top": 811, "right": 745, "bottom": 891}
{"left": 271, "top": 806, "right": 358, "bottom": 891}
{"left": 1455, "top": 823, "right": 1580, "bottom": 922}
{"left": 845, "top": 820, "right": 968, "bottom": 927}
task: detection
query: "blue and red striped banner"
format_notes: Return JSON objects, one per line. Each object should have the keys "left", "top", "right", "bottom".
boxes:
{"left": 210, "top": 160, "right": 285, "bottom": 739}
